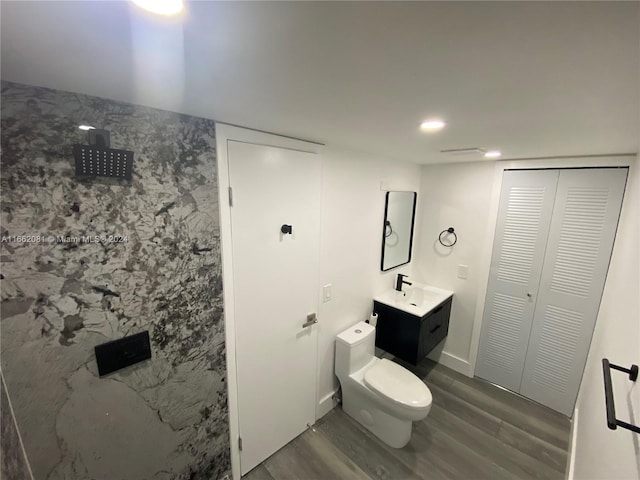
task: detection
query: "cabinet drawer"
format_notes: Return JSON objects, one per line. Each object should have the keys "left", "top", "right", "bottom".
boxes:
{"left": 417, "top": 297, "right": 452, "bottom": 361}
{"left": 433, "top": 303, "right": 450, "bottom": 338}
{"left": 375, "top": 296, "right": 453, "bottom": 365}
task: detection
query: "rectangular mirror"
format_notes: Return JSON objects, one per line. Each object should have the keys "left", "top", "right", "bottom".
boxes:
{"left": 381, "top": 191, "right": 417, "bottom": 271}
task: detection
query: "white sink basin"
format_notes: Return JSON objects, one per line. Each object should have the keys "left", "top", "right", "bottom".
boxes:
{"left": 374, "top": 283, "right": 454, "bottom": 318}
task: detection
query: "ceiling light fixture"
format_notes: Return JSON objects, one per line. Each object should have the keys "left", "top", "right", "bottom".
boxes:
{"left": 484, "top": 150, "right": 502, "bottom": 158}
{"left": 132, "top": 0, "right": 184, "bottom": 16}
{"left": 420, "top": 119, "right": 446, "bottom": 132}
{"left": 78, "top": 125, "right": 96, "bottom": 131}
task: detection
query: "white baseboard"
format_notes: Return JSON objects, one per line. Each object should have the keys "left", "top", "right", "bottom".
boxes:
{"left": 317, "top": 389, "right": 339, "bottom": 420}
{"left": 566, "top": 407, "right": 579, "bottom": 480}
{"left": 428, "top": 349, "right": 473, "bottom": 377}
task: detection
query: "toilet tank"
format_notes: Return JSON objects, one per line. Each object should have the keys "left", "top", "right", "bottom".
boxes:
{"left": 335, "top": 321, "right": 376, "bottom": 379}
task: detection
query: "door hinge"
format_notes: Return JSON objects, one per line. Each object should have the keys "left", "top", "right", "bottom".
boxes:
{"left": 238, "top": 437, "right": 242, "bottom": 451}
{"left": 228, "top": 187, "right": 233, "bottom": 207}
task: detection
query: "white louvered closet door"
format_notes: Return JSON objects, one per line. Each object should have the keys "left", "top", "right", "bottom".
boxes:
{"left": 519, "top": 168, "right": 627, "bottom": 416}
{"left": 475, "top": 170, "right": 560, "bottom": 392}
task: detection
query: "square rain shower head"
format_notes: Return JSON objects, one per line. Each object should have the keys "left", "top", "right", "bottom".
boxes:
{"left": 73, "top": 144, "right": 134, "bottom": 180}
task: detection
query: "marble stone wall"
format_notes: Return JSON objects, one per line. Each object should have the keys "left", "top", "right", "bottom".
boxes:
{"left": 0, "top": 81, "right": 230, "bottom": 480}
{"left": 1, "top": 373, "right": 32, "bottom": 479}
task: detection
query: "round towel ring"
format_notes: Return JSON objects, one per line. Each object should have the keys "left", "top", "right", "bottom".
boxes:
{"left": 384, "top": 220, "right": 393, "bottom": 238}
{"left": 438, "top": 227, "right": 457, "bottom": 247}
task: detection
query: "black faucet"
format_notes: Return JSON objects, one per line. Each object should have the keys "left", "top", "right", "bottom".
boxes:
{"left": 395, "top": 273, "right": 412, "bottom": 292}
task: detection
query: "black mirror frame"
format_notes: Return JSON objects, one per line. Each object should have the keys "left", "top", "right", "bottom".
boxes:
{"left": 380, "top": 191, "right": 417, "bottom": 271}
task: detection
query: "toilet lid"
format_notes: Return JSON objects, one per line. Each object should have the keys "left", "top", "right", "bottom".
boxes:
{"left": 364, "top": 359, "right": 432, "bottom": 408}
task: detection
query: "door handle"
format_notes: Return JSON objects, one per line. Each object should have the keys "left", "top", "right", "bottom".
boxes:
{"left": 302, "top": 313, "right": 318, "bottom": 328}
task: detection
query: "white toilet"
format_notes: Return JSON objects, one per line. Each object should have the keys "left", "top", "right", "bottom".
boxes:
{"left": 335, "top": 321, "right": 432, "bottom": 448}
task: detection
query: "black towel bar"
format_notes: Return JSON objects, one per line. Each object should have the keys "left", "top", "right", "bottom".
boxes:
{"left": 602, "top": 358, "right": 639, "bottom": 434}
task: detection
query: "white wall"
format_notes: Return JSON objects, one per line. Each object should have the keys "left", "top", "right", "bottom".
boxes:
{"left": 570, "top": 157, "right": 640, "bottom": 480}
{"left": 412, "top": 161, "right": 496, "bottom": 375}
{"left": 215, "top": 125, "right": 422, "bottom": 465}
{"left": 218, "top": 123, "right": 637, "bottom": 477}
{"left": 415, "top": 155, "right": 639, "bottom": 476}
{"left": 414, "top": 156, "right": 638, "bottom": 380}
{"left": 316, "top": 145, "right": 421, "bottom": 415}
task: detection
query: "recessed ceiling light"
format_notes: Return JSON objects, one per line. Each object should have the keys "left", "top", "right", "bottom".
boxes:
{"left": 484, "top": 150, "right": 502, "bottom": 158}
{"left": 132, "top": 0, "right": 184, "bottom": 16}
{"left": 420, "top": 119, "right": 446, "bottom": 132}
{"left": 78, "top": 125, "right": 96, "bottom": 131}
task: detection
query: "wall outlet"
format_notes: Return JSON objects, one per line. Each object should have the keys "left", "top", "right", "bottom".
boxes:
{"left": 323, "top": 284, "right": 332, "bottom": 303}
{"left": 457, "top": 264, "right": 469, "bottom": 280}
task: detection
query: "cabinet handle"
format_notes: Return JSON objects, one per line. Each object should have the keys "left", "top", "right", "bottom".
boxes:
{"left": 430, "top": 324, "right": 441, "bottom": 334}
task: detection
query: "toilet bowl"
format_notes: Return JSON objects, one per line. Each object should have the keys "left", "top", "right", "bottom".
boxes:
{"left": 335, "top": 321, "right": 432, "bottom": 448}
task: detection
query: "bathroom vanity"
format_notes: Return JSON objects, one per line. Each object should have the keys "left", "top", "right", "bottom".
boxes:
{"left": 373, "top": 285, "right": 453, "bottom": 365}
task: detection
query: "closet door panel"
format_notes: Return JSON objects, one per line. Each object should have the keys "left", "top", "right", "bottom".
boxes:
{"left": 520, "top": 168, "right": 627, "bottom": 416}
{"left": 475, "top": 170, "right": 559, "bottom": 391}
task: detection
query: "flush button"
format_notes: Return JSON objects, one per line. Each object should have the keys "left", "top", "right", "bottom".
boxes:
{"left": 355, "top": 329, "right": 362, "bottom": 334}
{"left": 95, "top": 331, "right": 151, "bottom": 377}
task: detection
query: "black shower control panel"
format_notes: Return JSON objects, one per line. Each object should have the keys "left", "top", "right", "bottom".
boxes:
{"left": 95, "top": 331, "right": 152, "bottom": 377}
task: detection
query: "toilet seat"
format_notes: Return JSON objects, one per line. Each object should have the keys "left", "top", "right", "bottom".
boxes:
{"left": 364, "top": 359, "right": 432, "bottom": 409}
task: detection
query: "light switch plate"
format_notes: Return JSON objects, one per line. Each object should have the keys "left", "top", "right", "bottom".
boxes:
{"left": 457, "top": 264, "right": 469, "bottom": 280}
{"left": 323, "top": 284, "right": 332, "bottom": 303}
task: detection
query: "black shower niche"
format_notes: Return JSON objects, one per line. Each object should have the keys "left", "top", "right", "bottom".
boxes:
{"left": 73, "top": 129, "right": 134, "bottom": 180}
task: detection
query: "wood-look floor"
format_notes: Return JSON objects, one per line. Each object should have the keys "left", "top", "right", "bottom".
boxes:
{"left": 244, "top": 356, "right": 571, "bottom": 480}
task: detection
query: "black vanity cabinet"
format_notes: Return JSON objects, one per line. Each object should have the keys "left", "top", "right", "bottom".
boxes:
{"left": 374, "top": 296, "right": 452, "bottom": 365}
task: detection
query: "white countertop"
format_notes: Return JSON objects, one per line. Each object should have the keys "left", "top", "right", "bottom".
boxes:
{"left": 373, "top": 283, "right": 454, "bottom": 318}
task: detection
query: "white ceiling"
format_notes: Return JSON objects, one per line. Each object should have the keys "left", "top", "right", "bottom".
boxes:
{"left": 1, "top": 1, "right": 639, "bottom": 164}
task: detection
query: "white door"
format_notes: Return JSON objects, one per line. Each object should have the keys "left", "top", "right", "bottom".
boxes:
{"left": 228, "top": 140, "right": 321, "bottom": 475}
{"left": 475, "top": 169, "right": 559, "bottom": 392}
{"left": 519, "top": 168, "right": 627, "bottom": 415}
{"left": 477, "top": 168, "right": 628, "bottom": 416}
